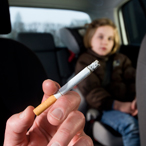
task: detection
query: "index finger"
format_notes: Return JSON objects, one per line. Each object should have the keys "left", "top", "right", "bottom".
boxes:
{"left": 33, "top": 79, "right": 60, "bottom": 116}
{"left": 42, "top": 79, "right": 60, "bottom": 101}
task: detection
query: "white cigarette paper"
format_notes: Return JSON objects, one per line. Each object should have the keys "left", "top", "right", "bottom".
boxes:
{"left": 33, "top": 60, "right": 100, "bottom": 116}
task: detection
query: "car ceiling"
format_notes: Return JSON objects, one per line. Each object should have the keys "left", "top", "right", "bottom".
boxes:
{"left": 8, "top": 0, "right": 129, "bottom": 20}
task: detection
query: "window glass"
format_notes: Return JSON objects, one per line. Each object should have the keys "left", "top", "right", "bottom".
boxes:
{"left": 3, "top": 7, "right": 91, "bottom": 47}
{"left": 122, "top": 0, "right": 146, "bottom": 45}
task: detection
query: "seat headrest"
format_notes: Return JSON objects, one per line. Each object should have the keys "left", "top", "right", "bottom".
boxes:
{"left": 0, "top": 0, "right": 11, "bottom": 34}
{"left": 59, "top": 27, "right": 86, "bottom": 54}
{"left": 17, "top": 33, "right": 56, "bottom": 51}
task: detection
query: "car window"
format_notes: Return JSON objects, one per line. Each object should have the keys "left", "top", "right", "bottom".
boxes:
{"left": 121, "top": 0, "right": 146, "bottom": 45}
{"left": 2, "top": 7, "right": 91, "bottom": 47}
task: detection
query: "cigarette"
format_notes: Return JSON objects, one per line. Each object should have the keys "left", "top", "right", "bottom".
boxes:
{"left": 33, "top": 60, "right": 100, "bottom": 116}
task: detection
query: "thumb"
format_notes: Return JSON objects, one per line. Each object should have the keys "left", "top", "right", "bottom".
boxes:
{"left": 131, "top": 109, "right": 138, "bottom": 116}
{"left": 4, "top": 106, "right": 35, "bottom": 146}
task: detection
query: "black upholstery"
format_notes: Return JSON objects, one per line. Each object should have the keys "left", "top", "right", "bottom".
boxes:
{"left": 17, "top": 33, "right": 61, "bottom": 84}
{"left": 17, "top": 32, "right": 74, "bottom": 86}
{"left": 17, "top": 33, "right": 55, "bottom": 52}
{"left": 0, "top": 38, "right": 47, "bottom": 113}
{"left": 0, "top": 1, "right": 48, "bottom": 145}
{"left": 0, "top": 38, "right": 48, "bottom": 145}
{"left": 136, "top": 34, "right": 146, "bottom": 146}
{"left": 0, "top": 0, "right": 11, "bottom": 34}
{"left": 56, "top": 48, "right": 74, "bottom": 85}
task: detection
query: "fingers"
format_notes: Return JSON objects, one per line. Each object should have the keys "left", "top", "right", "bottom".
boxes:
{"left": 48, "top": 111, "right": 93, "bottom": 146}
{"left": 70, "top": 132, "right": 93, "bottom": 146}
{"left": 4, "top": 80, "right": 92, "bottom": 146}
{"left": 131, "top": 99, "right": 137, "bottom": 111}
{"left": 48, "top": 91, "right": 81, "bottom": 125}
{"left": 34, "top": 79, "right": 89, "bottom": 145}
{"left": 42, "top": 79, "right": 60, "bottom": 101}
{"left": 4, "top": 106, "right": 35, "bottom": 146}
{"left": 131, "top": 99, "right": 136, "bottom": 110}
{"left": 41, "top": 79, "right": 81, "bottom": 125}
{"left": 131, "top": 99, "right": 138, "bottom": 116}
{"left": 132, "top": 109, "right": 138, "bottom": 116}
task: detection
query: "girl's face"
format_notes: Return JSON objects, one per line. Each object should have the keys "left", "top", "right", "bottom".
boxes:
{"left": 91, "top": 25, "right": 115, "bottom": 56}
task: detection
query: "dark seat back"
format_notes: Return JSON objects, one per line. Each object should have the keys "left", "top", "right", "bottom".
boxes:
{"left": 136, "top": 34, "right": 146, "bottom": 146}
{"left": 0, "top": 1, "right": 48, "bottom": 145}
{"left": 0, "top": 0, "right": 11, "bottom": 34}
{"left": 0, "top": 38, "right": 47, "bottom": 113}
{"left": 56, "top": 47, "right": 74, "bottom": 85}
{"left": 17, "top": 32, "right": 76, "bottom": 86}
{"left": 17, "top": 33, "right": 61, "bottom": 84}
{"left": 0, "top": 38, "right": 48, "bottom": 145}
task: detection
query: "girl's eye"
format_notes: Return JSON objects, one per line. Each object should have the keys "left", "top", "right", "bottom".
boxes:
{"left": 98, "top": 35, "right": 103, "bottom": 39}
{"left": 108, "top": 37, "right": 114, "bottom": 41}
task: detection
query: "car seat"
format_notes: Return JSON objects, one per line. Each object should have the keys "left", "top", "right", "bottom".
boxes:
{"left": 17, "top": 32, "right": 61, "bottom": 84}
{"left": 59, "top": 27, "right": 123, "bottom": 146}
{"left": 17, "top": 32, "right": 74, "bottom": 86}
{"left": 59, "top": 27, "right": 88, "bottom": 115}
{"left": 59, "top": 27, "right": 86, "bottom": 55}
{"left": 0, "top": 0, "right": 48, "bottom": 145}
{"left": 136, "top": 34, "right": 146, "bottom": 146}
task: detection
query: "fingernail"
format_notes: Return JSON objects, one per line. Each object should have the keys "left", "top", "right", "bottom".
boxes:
{"left": 51, "top": 142, "right": 61, "bottom": 146}
{"left": 55, "top": 83, "right": 60, "bottom": 90}
{"left": 50, "top": 108, "right": 63, "bottom": 120}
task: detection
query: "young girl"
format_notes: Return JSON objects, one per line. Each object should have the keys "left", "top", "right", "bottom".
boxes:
{"left": 75, "top": 18, "right": 140, "bottom": 146}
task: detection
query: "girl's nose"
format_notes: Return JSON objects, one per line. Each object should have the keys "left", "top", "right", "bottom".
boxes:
{"left": 102, "top": 38, "right": 108, "bottom": 45}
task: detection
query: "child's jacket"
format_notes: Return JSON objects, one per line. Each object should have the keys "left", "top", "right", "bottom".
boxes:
{"left": 75, "top": 49, "right": 136, "bottom": 111}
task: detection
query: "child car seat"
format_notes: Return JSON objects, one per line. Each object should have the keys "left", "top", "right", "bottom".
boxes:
{"left": 59, "top": 27, "right": 123, "bottom": 146}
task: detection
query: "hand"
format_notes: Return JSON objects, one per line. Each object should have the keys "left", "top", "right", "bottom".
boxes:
{"left": 4, "top": 79, "right": 93, "bottom": 146}
{"left": 131, "top": 98, "right": 138, "bottom": 116}
{"left": 113, "top": 99, "right": 138, "bottom": 116}
{"left": 113, "top": 100, "right": 133, "bottom": 114}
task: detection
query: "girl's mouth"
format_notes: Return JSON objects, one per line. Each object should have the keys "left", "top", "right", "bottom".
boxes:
{"left": 101, "top": 47, "right": 106, "bottom": 51}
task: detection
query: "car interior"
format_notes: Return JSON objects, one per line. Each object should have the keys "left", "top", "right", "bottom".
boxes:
{"left": 1, "top": 0, "right": 146, "bottom": 145}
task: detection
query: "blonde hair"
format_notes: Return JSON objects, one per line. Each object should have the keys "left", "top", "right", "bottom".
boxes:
{"left": 84, "top": 18, "right": 120, "bottom": 54}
